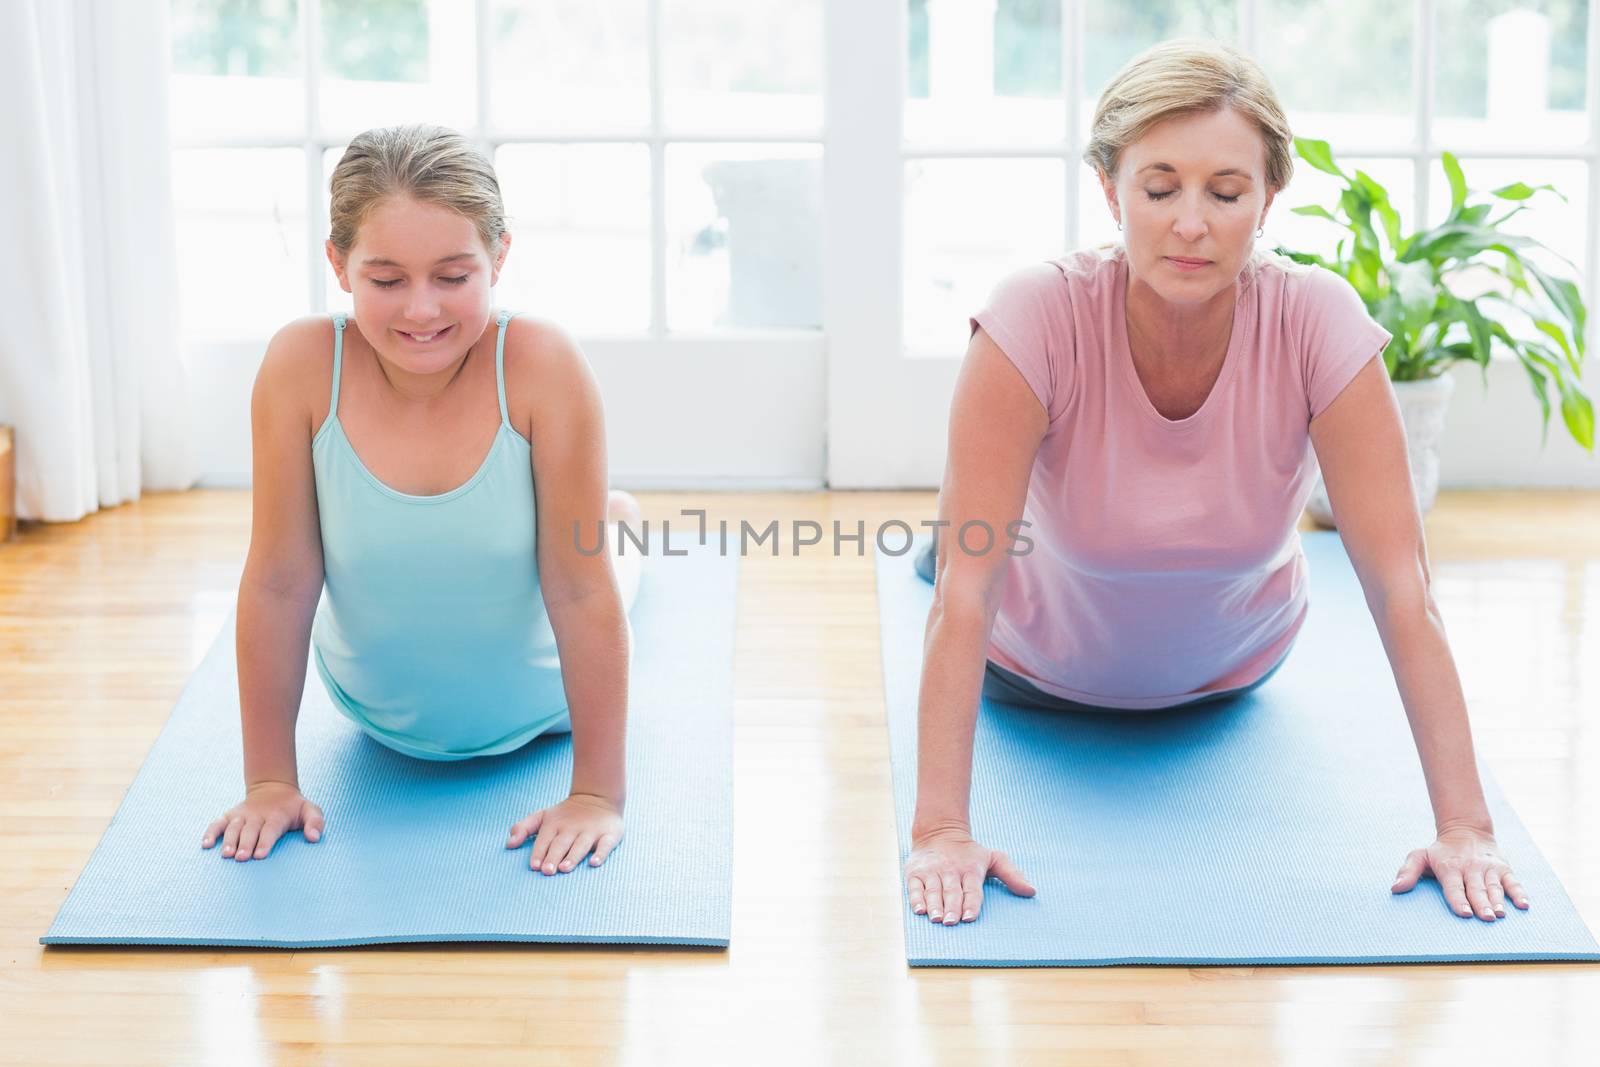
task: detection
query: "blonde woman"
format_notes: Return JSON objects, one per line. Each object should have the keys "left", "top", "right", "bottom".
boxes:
{"left": 903, "top": 40, "right": 1529, "bottom": 926}
{"left": 201, "top": 125, "right": 640, "bottom": 876}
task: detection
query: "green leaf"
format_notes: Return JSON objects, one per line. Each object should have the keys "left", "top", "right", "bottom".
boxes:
{"left": 1516, "top": 352, "right": 1554, "bottom": 445}
{"left": 1532, "top": 317, "right": 1577, "bottom": 375}
{"left": 1519, "top": 343, "right": 1595, "bottom": 450}
{"left": 1489, "top": 243, "right": 1529, "bottom": 291}
{"left": 1405, "top": 223, "right": 1535, "bottom": 264}
{"left": 1339, "top": 187, "right": 1382, "bottom": 254}
{"left": 1442, "top": 292, "right": 1494, "bottom": 370}
{"left": 1491, "top": 180, "right": 1565, "bottom": 204}
{"left": 1354, "top": 169, "right": 1403, "bottom": 250}
{"left": 1489, "top": 182, "right": 1537, "bottom": 201}
{"left": 1290, "top": 204, "right": 1341, "bottom": 222}
{"left": 1559, "top": 382, "right": 1596, "bottom": 451}
{"left": 1484, "top": 205, "right": 1530, "bottom": 230}
{"left": 1278, "top": 248, "right": 1334, "bottom": 269}
{"left": 1370, "top": 290, "right": 1408, "bottom": 373}
{"left": 1350, "top": 246, "right": 1384, "bottom": 300}
{"left": 1441, "top": 152, "right": 1469, "bottom": 220}
{"left": 1390, "top": 260, "right": 1439, "bottom": 343}
{"left": 1520, "top": 259, "right": 1587, "bottom": 356}
{"left": 1295, "top": 137, "right": 1347, "bottom": 179}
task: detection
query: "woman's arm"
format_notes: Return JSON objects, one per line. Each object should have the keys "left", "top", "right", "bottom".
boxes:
{"left": 904, "top": 326, "right": 1048, "bottom": 923}
{"left": 505, "top": 319, "right": 629, "bottom": 872}
{"left": 1310, "top": 356, "right": 1528, "bottom": 920}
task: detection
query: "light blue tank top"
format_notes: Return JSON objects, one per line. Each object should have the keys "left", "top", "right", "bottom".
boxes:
{"left": 309, "top": 310, "right": 567, "bottom": 761}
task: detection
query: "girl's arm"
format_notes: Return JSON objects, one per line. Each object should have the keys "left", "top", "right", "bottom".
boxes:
{"left": 514, "top": 319, "right": 630, "bottom": 807}
{"left": 1310, "top": 356, "right": 1528, "bottom": 920}
{"left": 202, "top": 318, "right": 329, "bottom": 862}
{"left": 236, "top": 319, "right": 328, "bottom": 787}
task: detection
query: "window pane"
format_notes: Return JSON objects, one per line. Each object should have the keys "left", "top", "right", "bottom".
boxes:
{"left": 905, "top": 0, "right": 1067, "bottom": 146}
{"left": 1434, "top": 1, "right": 1589, "bottom": 151}
{"left": 488, "top": 0, "right": 650, "bottom": 133}
{"left": 1265, "top": 157, "right": 1416, "bottom": 264}
{"left": 174, "top": 148, "right": 308, "bottom": 339}
{"left": 666, "top": 145, "right": 823, "bottom": 330}
{"left": 1258, "top": 0, "right": 1416, "bottom": 148}
{"left": 494, "top": 144, "right": 652, "bottom": 333}
{"left": 319, "top": 0, "right": 474, "bottom": 138}
{"left": 662, "top": 0, "right": 823, "bottom": 134}
{"left": 169, "top": 0, "right": 302, "bottom": 139}
{"left": 905, "top": 158, "right": 1065, "bottom": 355}
{"left": 1081, "top": 1, "right": 1237, "bottom": 106}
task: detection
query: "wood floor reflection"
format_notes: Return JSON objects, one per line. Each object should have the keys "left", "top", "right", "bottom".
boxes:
{"left": 1, "top": 489, "right": 1596, "bottom": 1065}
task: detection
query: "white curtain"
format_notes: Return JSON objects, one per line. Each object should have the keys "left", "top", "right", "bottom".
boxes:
{"left": 0, "top": 0, "right": 193, "bottom": 523}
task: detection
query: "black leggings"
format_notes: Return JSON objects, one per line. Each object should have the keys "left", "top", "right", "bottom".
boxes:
{"left": 912, "top": 538, "right": 1286, "bottom": 713}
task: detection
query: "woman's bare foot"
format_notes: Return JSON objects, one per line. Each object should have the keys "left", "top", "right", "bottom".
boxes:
{"left": 606, "top": 490, "right": 642, "bottom": 526}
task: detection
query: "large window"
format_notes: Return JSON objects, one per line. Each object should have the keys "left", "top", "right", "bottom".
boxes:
{"left": 167, "top": 0, "right": 1597, "bottom": 487}
{"left": 168, "top": 0, "right": 825, "bottom": 340}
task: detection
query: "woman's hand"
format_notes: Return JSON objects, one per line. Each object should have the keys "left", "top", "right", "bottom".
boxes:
{"left": 1391, "top": 824, "right": 1530, "bottom": 920}
{"left": 507, "top": 793, "right": 624, "bottom": 874}
{"left": 903, "top": 826, "right": 1035, "bottom": 924}
{"left": 201, "top": 780, "right": 325, "bottom": 862}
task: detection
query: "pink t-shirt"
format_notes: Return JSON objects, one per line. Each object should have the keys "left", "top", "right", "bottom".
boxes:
{"left": 973, "top": 243, "right": 1392, "bottom": 709}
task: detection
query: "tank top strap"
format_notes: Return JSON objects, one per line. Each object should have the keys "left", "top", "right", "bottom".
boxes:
{"left": 328, "top": 311, "right": 348, "bottom": 421}
{"left": 494, "top": 310, "right": 516, "bottom": 429}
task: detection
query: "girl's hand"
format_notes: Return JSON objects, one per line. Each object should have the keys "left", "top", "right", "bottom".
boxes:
{"left": 506, "top": 793, "right": 624, "bottom": 874}
{"left": 201, "top": 780, "right": 325, "bottom": 862}
{"left": 903, "top": 825, "right": 1035, "bottom": 924}
{"left": 1391, "top": 824, "right": 1530, "bottom": 920}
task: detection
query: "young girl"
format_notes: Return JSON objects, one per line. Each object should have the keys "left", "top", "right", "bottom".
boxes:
{"left": 200, "top": 124, "right": 641, "bottom": 877}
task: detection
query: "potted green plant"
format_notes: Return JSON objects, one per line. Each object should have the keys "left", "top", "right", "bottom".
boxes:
{"left": 1276, "top": 137, "right": 1594, "bottom": 526}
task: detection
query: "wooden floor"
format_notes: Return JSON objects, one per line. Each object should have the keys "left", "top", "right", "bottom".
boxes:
{"left": 2, "top": 489, "right": 1597, "bottom": 1065}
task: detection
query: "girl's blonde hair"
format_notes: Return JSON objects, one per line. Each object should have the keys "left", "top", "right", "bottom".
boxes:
{"left": 1082, "top": 38, "right": 1294, "bottom": 192}
{"left": 327, "top": 124, "right": 508, "bottom": 261}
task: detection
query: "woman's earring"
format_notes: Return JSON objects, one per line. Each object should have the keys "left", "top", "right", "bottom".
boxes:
{"left": 1117, "top": 222, "right": 1123, "bottom": 231}
{"left": 1256, "top": 226, "right": 1264, "bottom": 237}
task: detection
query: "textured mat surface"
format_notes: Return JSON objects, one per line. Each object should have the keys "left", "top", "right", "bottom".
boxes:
{"left": 878, "top": 532, "right": 1599, "bottom": 966}
{"left": 44, "top": 535, "right": 734, "bottom": 948}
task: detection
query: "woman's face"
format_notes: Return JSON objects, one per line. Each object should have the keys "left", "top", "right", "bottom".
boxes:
{"left": 327, "top": 195, "right": 510, "bottom": 376}
{"left": 1099, "top": 106, "right": 1276, "bottom": 307}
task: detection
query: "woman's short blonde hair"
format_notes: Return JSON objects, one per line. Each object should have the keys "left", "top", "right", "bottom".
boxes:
{"left": 327, "top": 124, "right": 508, "bottom": 262}
{"left": 1082, "top": 38, "right": 1294, "bottom": 193}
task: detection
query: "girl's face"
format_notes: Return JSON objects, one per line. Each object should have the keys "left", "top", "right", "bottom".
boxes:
{"left": 1099, "top": 106, "right": 1276, "bottom": 307}
{"left": 326, "top": 195, "right": 510, "bottom": 377}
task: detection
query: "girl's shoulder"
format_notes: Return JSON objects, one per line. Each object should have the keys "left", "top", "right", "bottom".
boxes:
{"left": 256, "top": 314, "right": 339, "bottom": 428}
{"left": 498, "top": 313, "right": 589, "bottom": 386}
{"left": 497, "top": 312, "right": 602, "bottom": 440}
{"left": 260, "top": 313, "right": 338, "bottom": 375}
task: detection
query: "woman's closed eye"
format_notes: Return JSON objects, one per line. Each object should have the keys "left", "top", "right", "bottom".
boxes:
{"left": 371, "top": 275, "right": 472, "bottom": 289}
{"left": 1145, "top": 190, "right": 1240, "bottom": 204}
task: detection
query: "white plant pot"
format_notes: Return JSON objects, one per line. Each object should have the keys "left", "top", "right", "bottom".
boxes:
{"left": 1305, "top": 373, "right": 1457, "bottom": 528}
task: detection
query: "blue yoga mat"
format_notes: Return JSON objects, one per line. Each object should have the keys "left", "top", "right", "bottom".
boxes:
{"left": 877, "top": 532, "right": 1599, "bottom": 967}
{"left": 44, "top": 535, "right": 733, "bottom": 948}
